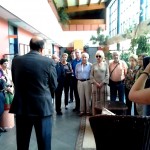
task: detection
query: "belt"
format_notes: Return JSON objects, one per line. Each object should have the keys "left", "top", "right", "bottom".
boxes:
{"left": 78, "top": 79, "right": 90, "bottom": 82}
{"left": 110, "top": 79, "right": 125, "bottom": 84}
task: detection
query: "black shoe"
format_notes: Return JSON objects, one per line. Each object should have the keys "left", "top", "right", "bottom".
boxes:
{"left": 57, "top": 112, "right": 63, "bottom": 115}
{"left": 65, "top": 106, "right": 68, "bottom": 110}
{"left": 73, "top": 108, "right": 78, "bottom": 112}
{"left": 0, "top": 128, "right": 7, "bottom": 132}
{"left": 69, "top": 100, "right": 73, "bottom": 103}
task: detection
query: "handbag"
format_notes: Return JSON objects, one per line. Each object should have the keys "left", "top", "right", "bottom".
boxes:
{"left": 108, "top": 62, "right": 119, "bottom": 86}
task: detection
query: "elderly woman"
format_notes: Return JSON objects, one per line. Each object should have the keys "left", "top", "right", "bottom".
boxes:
{"left": 124, "top": 54, "right": 139, "bottom": 115}
{"left": 134, "top": 54, "right": 148, "bottom": 115}
{"left": 90, "top": 50, "right": 109, "bottom": 115}
{"left": 75, "top": 52, "right": 92, "bottom": 116}
{"left": 61, "top": 53, "right": 72, "bottom": 109}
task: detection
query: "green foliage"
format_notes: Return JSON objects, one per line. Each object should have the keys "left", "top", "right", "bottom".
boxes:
{"left": 129, "top": 36, "right": 150, "bottom": 55}
{"left": 90, "top": 27, "right": 109, "bottom": 45}
{"left": 120, "top": 52, "right": 130, "bottom": 65}
{"left": 129, "top": 38, "right": 138, "bottom": 53}
{"left": 57, "top": 7, "right": 69, "bottom": 25}
{"left": 136, "top": 36, "right": 150, "bottom": 55}
{"left": 105, "top": 51, "right": 112, "bottom": 60}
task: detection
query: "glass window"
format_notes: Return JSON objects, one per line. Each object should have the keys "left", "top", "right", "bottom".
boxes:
{"left": 120, "top": 0, "right": 140, "bottom": 34}
{"left": 108, "top": 0, "right": 118, "bottom": 37}
{"left": 145, "top": 0, "right": 150, "bottom": 19}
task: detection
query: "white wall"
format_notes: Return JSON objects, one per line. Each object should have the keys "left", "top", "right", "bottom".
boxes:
{"left": 0, "top": 0, "right": 99, "bottom": 47}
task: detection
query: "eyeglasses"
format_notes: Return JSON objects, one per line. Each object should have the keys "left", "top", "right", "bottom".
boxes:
{"left": 96, "top": 55, "right": 101, "bottom": 58}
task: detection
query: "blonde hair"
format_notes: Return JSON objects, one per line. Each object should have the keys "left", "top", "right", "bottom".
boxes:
{"left": 62, "top": 53, "right": 68, "bottom": 58}
{"left": 81, "top": 52, "right": 89, "bottom": 59}
{"left": 95, "top": 50, "right": 105, "bottom": 58}
{"left": 129, "top": 54, "right": 138, "bottom": 62}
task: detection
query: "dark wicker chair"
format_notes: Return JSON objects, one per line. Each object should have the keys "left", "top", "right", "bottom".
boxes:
{"left": 89, "top": 115, "right": 150, "bottom": 150}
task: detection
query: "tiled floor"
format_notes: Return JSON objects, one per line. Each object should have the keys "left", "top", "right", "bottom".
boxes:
{"left": 0, "top": 101, "right": 81, "bottom": 150}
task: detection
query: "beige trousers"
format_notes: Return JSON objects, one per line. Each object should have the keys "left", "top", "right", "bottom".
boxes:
{"left": 77, "top": 80, "right": 92, "bottom": 113}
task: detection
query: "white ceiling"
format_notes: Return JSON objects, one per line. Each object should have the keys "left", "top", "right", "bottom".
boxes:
{"left": 0, "top": 6, "right": 55, "bottom": 42}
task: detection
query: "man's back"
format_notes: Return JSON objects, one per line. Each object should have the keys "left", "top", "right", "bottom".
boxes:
{"left": 10, "top": 51, "right": 57, "bottom": 116}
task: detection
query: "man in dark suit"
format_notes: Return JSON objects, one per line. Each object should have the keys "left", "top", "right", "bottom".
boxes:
{"left": 9, "top": 36, "right": 58, "bottom": 150}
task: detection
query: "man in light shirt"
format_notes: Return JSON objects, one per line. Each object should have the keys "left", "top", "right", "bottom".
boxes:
{"left": 109, "top": 51, "right": 128, "bottom": 102}
{"left": 75, "top": 53, "right": 92, "bottom": 116}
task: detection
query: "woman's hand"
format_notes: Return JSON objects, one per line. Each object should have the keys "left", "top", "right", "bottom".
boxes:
{"left": 144, "top": 63, "right": 150, "bottom": 74}
{"left": 96, "top": 82, "right": 103, "bottom": 88}
{"left": 6, "top": 87, "right": 13, "bottom": 94}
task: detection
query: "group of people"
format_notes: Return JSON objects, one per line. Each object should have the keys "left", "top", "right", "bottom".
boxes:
{"left": 53, "top": 49, "right": 150, "bottom": 117}
{"left": 0, "top": 35, "right": 150, "bottom": 150}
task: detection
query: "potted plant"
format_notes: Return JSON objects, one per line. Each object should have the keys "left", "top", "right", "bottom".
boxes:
{"left": 57, "top": 7, "right": 70, "bottom": 25}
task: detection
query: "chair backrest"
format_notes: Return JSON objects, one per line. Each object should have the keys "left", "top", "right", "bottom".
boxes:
{"left": 89, "top": 115, "right": 150, "bottom": 150}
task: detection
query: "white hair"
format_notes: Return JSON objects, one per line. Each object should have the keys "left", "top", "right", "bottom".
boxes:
{"left": 95, "top": 50, "right": 105, "bottom": 58}
{"left": 81, "top": 52, "right": 89, "bottom": 59}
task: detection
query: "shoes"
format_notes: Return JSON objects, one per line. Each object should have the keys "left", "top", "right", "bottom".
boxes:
{"left": 57, "top": 112, "right": 63, "bottom": 115}
{"left": 69, "top": 100, "right": 73, "bottom": 103}
{"left": 73, "top": 108, "right": 78, "bottom": 112}
{"left": 86, "top": 112, "right": 91, "bottom": 116}
{"left": 0, "top": 128, "right": 7, "bottom": 132}
{"left": 65, "top": 106, "right": 68, "bottom": 110}
{"left": 79, "top": 112, "right": 84, "bottom": 117}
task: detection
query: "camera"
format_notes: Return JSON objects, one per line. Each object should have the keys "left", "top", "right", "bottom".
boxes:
{"left": 143, "top": 56, "right": 150, "bottom": 69}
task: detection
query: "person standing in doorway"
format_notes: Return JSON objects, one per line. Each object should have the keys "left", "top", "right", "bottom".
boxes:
{"left": 71, "top": 49, "right": 82, "bottom": 112}
{"left": 10, "top": 36, "right": 58, "bottom": 150}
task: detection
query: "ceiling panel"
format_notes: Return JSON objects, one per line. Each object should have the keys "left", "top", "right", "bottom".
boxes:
{"left": 79, "top": 0, "right": 89, "bottom": 5}
{"left": 67, "top": 0, "right": 77, "bottom": 6}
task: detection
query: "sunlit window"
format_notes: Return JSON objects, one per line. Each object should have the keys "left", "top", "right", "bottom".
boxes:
{"left": 109, "top": 0, "right": 118, "bottom": 37}
{"left": 120, "top": 0, "right": 140, "bottom": 34}
{"left": 145, "top": 0, "right": 150, "bottom": 19}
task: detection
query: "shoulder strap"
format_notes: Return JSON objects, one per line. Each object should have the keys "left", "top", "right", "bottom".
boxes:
{"left": 110, "top": 62, "right": 119, "bottom": 78}
{"left": 67, "top": 62, "right": 71, "bottom": 70}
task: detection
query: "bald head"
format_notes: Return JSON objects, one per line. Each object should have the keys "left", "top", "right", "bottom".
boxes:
{"left": 29, "top": 36, "right": 45, "bottom": 51}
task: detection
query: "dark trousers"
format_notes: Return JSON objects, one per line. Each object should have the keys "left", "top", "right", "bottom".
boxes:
{"left": 16, "top": 115, "right": 52, "bottom": 150}
{"left": 110, "top": 80, "right": 125, "bottom": 102}
{"left": 64, "top": 78, "right": 70, "bottom": 106}
{"left": 73, "top": 77, "right": 80, "bottom": 110}
{"left": 125, "top": 87, "right": 132, "bottom": 115}
{"left": 55, "top": 83, "right": 63, "bottom": 113}
{"left": 69, "top": 76, "right": 74, "bottom": 101}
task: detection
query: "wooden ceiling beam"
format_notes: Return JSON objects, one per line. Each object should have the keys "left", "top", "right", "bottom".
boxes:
{"left": 77, "top": 0, "right": 80, "bottom": 6}
{"left": 88, "top": 0, "right": 91, "bottom": 5}
{"left": 99, "top": 0, "right": 102, "bottom": 4}
{"left": 66, "top": 3, "right": 105, "bottom": 13}
{"left": 69, "top": 19, "right": 105, "bottom": 25}
{"left": 64, "top": 0, "right": 68, "bottom": 8}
